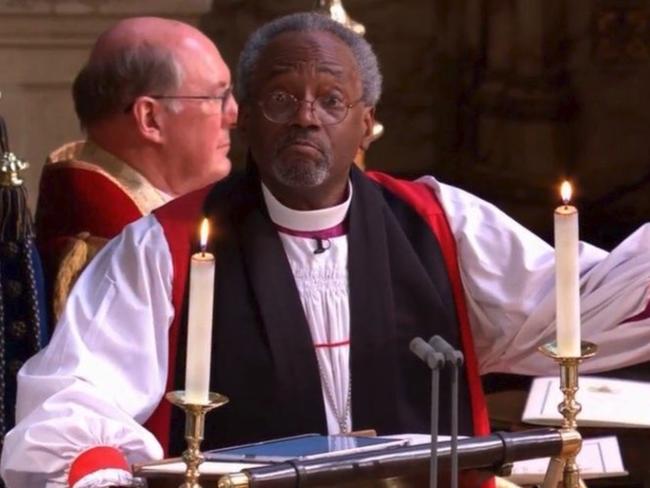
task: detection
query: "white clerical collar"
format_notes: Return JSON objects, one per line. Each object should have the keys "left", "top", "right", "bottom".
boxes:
{"left": 261, "top": 182, "right": 352, "bottom": 232}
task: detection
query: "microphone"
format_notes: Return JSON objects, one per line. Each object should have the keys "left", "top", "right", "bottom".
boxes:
{"left": 410, "top": 337, "right": 445, "bottom": 488}
{"left": 429, "top": 335, "right": 464, "bottom": 366}
{"left": 410, "top": 337, "right": 445, "bottom": 370}
{"left": 313, "top": 237, "right": 331, "bottom": 254}
{"left": 429, "top": 335, "right": 464, "bottom": 488}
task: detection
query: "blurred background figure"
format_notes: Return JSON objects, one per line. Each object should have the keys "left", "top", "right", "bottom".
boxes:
{"left": 0, "top": 113, "right": 47, "bottom": 465}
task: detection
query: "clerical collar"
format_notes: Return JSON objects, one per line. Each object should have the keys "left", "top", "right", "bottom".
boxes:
{"left": 261, "top": 182, "right": 352, "bottom": 233}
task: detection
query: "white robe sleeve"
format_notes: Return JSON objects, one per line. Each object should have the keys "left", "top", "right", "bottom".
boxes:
{"left": 0, "top": 215, "right": 175, "bottom": 488}
{"left": 418, "top": 176, "right": 650, "bottom": 376}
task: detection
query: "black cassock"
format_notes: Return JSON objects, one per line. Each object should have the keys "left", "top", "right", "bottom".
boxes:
{"left": 168, "top": 166, "right": 476, "bottom": 454}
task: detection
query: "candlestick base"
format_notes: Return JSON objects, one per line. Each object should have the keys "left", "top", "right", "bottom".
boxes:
{"left": 166, "top": 391, "right": 229, "bottom": 488}
{"left": 538, "top": 341, "right": 598, "bottom": 361}
{"left": 538, "top": 341, "right": 598, "bottom": 488}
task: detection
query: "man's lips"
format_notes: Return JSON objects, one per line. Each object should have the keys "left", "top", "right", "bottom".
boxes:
{"left": 280, "top": 139, "right": 323, "bottom": 154}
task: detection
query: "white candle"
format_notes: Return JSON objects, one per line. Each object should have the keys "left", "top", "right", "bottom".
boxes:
{"left": 554, "top": 181, "right": 581, "bottom": 357}
{"left": 185, "top": 218, "right": 215, "bottom": 404}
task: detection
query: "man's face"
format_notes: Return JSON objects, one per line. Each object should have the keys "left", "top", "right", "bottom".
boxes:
{"left": 239, "top": 30, "right": 375, "bottom": 209}
{"left": 161, "top": 38, "right": 238, "bottom": 194}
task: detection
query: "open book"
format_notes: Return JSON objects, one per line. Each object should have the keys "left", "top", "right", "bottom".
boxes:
{"left": 523, "top": 376, "right": 650, "bottom": 428}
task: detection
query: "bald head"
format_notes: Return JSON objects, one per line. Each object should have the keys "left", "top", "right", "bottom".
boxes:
{"left": 90, "top": 17, "right": 216, "bottom": 65}
{"left": 73, "top": 17, "right": 221, "bottom": 128}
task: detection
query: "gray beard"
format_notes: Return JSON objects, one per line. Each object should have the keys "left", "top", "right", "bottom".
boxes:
{"left": 271, "top": 156, "right": 331, "bottom": 188}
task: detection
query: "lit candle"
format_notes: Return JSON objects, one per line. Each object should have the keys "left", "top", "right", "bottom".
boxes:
{"left": 185, "top": 218, "right": 215, "bottom": 404}
{"left": 554, "top": 181, "right": 581, "bottom": 357}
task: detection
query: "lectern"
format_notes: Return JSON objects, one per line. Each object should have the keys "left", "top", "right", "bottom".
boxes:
{"left": 135, "top": 428, "right": 580, "bottom": 488}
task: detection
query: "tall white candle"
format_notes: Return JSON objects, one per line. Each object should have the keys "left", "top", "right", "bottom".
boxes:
{"left": 554, "top": 181, "right": 581, "bottom": 357}
{"left": 185, "top": 218, "right": 215, "bottom": 404}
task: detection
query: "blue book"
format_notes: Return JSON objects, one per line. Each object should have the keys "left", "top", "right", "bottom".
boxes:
{"left": 205, "top": 433, "right": 407, "bottom": 463}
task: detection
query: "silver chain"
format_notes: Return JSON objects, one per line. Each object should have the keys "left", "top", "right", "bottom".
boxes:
{"left": 315, "top": 354, "right": 352, "bottom": 434}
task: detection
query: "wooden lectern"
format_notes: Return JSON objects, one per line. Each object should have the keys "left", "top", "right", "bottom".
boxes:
{"left": 135, "top": 428, "right": 579, "bottom": 488}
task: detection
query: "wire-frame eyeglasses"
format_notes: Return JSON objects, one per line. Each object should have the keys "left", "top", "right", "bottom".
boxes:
{"left": 259, "top": 90, "right": 363, "bottom": 126}
{"left": 123, "top": 87, "right": 233, "bottom": 113}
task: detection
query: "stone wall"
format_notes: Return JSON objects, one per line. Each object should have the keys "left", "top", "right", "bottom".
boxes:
{"left": 440, "top": 0, "right": 650, "bottom": 247}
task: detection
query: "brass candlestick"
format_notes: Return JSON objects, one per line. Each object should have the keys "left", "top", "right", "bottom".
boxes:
{"left": 539, "top": 341, "right": 597, "bottom": 488}
{"left": 166, "top": 391, "right": 229, "bottom": 488}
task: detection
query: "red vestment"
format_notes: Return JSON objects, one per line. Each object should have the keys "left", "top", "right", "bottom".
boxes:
{"left": 35, "top": 141, "right": 169, "bottom": 322}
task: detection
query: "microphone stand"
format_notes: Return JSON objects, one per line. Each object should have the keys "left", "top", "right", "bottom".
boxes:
{"left": 410, "top": 337, "right": 445, "bottom": 488}
{"left": 429, "top": 335, "right": 464, "bottom": 488}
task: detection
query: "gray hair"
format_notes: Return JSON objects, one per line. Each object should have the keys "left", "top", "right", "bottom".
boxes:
{"left": 236, "top": 12, "right": 382, "bottom": 106}
{"left": 72, "top": 42, "right": 184, "bottom": 128}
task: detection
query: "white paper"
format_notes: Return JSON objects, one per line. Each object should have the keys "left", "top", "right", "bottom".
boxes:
{"left": 506, "top": 436, "right": 626, "bottom": 485}
{"left": 134, "top": 458, "right": 264, "bottom": 476}
{"left": 523, "top": 376, "right": 650, "bottom": 427}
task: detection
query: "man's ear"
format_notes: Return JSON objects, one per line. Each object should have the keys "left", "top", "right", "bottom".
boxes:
{"left": 132, "top": 98, "right": 164, "bottom": 143}
{"left": 359, "top": 106, "right": 376, "bottom": 151}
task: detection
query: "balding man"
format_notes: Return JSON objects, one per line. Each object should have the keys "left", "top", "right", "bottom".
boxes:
{"left": 35, "top": 16, "right": 237, "bottom": 319}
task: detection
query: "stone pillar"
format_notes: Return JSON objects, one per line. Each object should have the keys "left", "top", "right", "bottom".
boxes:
{"left": 0, "top": 0, "right": 212, "bottom": 211}
{"left": 565, "top": 0, "right": 650, "bottom": 247}
{"left": 451, "top": 0, "right": 576, "bottom": 237}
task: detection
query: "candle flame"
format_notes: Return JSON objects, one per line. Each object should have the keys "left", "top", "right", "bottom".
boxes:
{"left": 560, "top": 181, "right": 572, "bottom": 205}
{"left": 199, "top": 218, "right": 209, "bottom": 251}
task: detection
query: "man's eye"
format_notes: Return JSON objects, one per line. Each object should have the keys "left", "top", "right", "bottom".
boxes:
{"left": 218, "top": 87, "right": 233, "bottom": 99}
{"left": 319, "top": 94, "right": 345, "bottom": 109}
{"left": 269, "top": 91, "right": 291, "bottom": 104}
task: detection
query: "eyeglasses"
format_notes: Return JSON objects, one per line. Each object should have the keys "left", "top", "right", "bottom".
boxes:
{"left": 259, "top": 90, "right": 363, "bottom": 125}
{"left": 124, "top": 87, "right": 233, "bottom": 113}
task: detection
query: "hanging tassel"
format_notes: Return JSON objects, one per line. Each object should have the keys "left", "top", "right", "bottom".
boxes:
{"left": 0, "top": 115, "right": 33, "bottom": 242}
{"left": 0, "top": 183, "right": 32, "bottom": 242}
{"left": 0, "top": 112, "right": 47, "bottom": 447}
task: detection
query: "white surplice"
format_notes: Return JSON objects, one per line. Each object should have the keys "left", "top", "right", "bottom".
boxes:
{"left": 262, "top": 183, "right": 352, "bottom": 435}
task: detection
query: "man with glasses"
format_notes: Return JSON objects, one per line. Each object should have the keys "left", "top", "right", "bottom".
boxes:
{"left": 3, "top": 12, "right": 649, "bottom": 488}
{"left": 35, "top": 16, "right": 237, "bottom": 322}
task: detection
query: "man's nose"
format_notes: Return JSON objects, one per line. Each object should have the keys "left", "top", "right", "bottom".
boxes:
{"left": 292, "top": 99, "right": 321, "bottom": 128}
{"left": 223, "top": 95, "right": 238, "bottom": 128}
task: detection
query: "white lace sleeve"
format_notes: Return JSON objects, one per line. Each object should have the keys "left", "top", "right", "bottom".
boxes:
{"left": 0, "top": 215, "right": 175, "bottom": 487}
{"left": 418, "top": 176, "right": 650, "bottom": 375}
